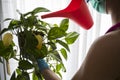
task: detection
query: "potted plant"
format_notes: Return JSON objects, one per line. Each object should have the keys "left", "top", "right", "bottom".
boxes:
{"left": 0, "top": 7, "right": 79, "bottom": 80}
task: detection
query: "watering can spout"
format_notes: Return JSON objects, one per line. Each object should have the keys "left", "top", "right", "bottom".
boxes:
{"left": 41, "top": 0, "right": 94, "bottom": 30}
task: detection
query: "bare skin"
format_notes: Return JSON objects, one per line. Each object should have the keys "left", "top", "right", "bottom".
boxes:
{"left": 72, "top": 29, "right": 120, "bottom": 80}
{"left": 72, "top": 0, "right": 120, "bottom": 80}
{"left": 41, "top": 69, "right": 61, "bottom": 80}
{"left": 41, "top": 0, "right": 120, "bottom": 80}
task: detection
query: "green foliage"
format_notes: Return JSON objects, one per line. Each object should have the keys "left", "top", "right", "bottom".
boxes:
{"left": 60, "top": 19, "right": 69, "bottom": 31}
{"left": 65, "top": 32, "right": 79, "bottom": 44}
{"left": 60, "top": 48, "right": 67, "bottom": 60}
{"left": 32, "top": 72, "right": 38, "bottom": 80}
{"left": 48, "top": 27, "right": 66, "bottom": 40}
{"left": 0, "top": 7, "right": 79, "bottom": 80}
{"left": 18, "top": 60, "right": 34, "bottom": 70}
{"left": 0, "top": 41, "right": 16, "bottom": 61}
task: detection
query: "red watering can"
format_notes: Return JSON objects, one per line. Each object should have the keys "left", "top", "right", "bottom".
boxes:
{"left": 41, "top": 0, "right": 93, "bottom": 30}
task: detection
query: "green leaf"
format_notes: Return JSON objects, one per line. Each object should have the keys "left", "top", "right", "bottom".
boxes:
{"left": 0, "top": 28, "right": 10, "bottom": 35}
{"left": 18, "top": 60, "right": 34, "bottom": 70}
{"left": 26, "top": 15, "right": 37, "bottom": 28}
{"left": 56, "top": 63, "right": 62, "bottom": 71}
{"left": 10, "top": 71, "right": 16, "bottom": 80}
{"left": 38, "top": 20, "right": 48, "bottom": 28}
{"left": 48, "top": 27, "right": 66, "bottom": 40}
{"left": 47, "top": 42, "right": 57, "bottom": 50}
{"left": 53, "top": 24, "right": 59, "bottom": 27}
{"left": 60, "top": 48, "right": 67, "bottom": 60}
{"left": 22, "top": 72, "right": 30, "bottom": 80}
{"left": 32, "top": 72, "right": 38, "bottom": 80}
{"left": 60, "top": 19, "right": 69, "bottom": 31}
{"left": 2, "top": 18, "right": 13, "bottom": 23}
{"left": 16, "top": 75, "right": 23, "bottom": 80}
{"left": 61, "top": 63, "right": 66, "bottom": 72}
{"left": 49, "top": 51, "right": 62, "bottom": 62}
{"left": 32, "top": 7, "right": 50, "bottom": 15}
{"left": 23, "top": 12, "right": 32, "bottom": 17}
{"left": 65, "top": 32, "right": 79, "bottom": 44}
{"left": 8, "top": 19, "right": 20, "bottom": 29}
{"left": 0, "top": 44, "right": 15, "bottom": 60}
{"left": 16, "top": 68, "right": 22, "bottom": 75}
{"left": 35, "top": 71, "right": 44, "bottom": 80}
{"left": 56, "top": 40, "right": 70, "bottom": 52}
{"left": 38, "top": 44, "right": 48, "bottom": 58}
{"left": 17, "top": 72, "right": 30, "bottom": 80}
{"left": 56, "top": 62, "right": 66, "bottom": 73}
{"left": 23, "top": 31, "right": 38, "bottom": 49}
{"left": 30, "top": 44, "right": 48, "bottom": 59}
{"left": 0, "top": 18, "right": 13, "bottom": 25}
{"left": 4, "top": 18, "right": 13, "bottom": 21}
{"left": 56, "top": 71, "right": 62, "bottom": 79}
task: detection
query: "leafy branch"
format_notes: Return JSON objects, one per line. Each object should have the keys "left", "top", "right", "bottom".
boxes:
{"left": 0, "top": 7, "right": 79, "bottom": 80}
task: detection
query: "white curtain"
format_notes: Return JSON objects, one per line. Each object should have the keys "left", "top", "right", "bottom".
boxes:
{"left": 0, "top": 0, "right": 112, "bottom": 80}
{"left": 0, "top": 0, "right": 18, "bottom": 80}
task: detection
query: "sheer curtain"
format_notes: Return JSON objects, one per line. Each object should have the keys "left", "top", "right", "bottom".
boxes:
{"left": 0, "top": 1, "right": 6, "bottom": 80}
{"left": 0, "top": 0, "right": 18, "bottom": 80}
{"left": 0, "top": 0, "right": 112, "bottom": 80}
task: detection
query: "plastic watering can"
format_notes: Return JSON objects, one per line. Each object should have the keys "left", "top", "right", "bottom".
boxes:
{"left": 41, "top": 0, "right": 93, "bottom": 30}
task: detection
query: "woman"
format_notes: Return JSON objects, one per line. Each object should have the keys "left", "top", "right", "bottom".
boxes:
{"left": 38, "top": 0, "right": 120, "bottom": 80}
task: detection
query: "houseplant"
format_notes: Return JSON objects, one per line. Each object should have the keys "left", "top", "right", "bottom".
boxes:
{"left": 0, "top": 7, "right": 79, "bottom": 80}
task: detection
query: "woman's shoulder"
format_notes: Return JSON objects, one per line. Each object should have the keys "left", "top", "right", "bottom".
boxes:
{"left": 87, "top": 29, "right": 120, "bottom": 65}
{"left": 92, "top": 29, "right": 120, "bottom": 50}
{"left": 78, "top": 30, "right": 120, "bottom": 80}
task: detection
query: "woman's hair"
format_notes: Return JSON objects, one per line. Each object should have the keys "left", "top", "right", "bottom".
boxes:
{"left": 106, "top": 0, "right": 120, "bottom": 14}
